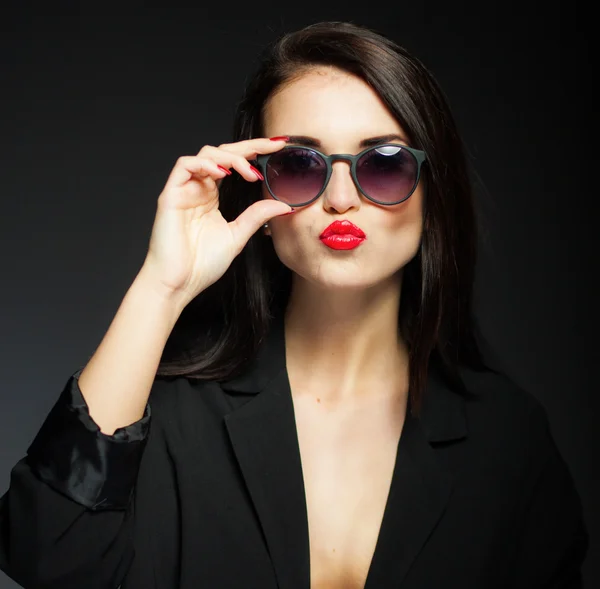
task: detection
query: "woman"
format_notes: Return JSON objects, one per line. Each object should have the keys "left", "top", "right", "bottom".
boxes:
{"left": 0, "top": 20, "right": 589, "bottom": 589}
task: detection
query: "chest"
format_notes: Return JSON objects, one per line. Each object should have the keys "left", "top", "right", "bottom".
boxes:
{"left": 291, "top": 393, "right": 406, "bottom": 589}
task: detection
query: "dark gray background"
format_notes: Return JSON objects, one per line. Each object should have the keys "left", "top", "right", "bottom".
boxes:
{"left": 1, "top": 2, "right": 597, "bottom": 587}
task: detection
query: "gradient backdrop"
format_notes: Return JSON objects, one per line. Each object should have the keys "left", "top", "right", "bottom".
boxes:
{"left": 1, "top": 2, "right": 597, "bottom": 587}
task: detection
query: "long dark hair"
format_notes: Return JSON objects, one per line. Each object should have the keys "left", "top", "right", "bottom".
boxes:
{"left": 156, "top": 20, "right": 503, "bottom": 416}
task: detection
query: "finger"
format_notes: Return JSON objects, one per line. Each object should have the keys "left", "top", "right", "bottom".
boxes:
{"left": 203, "top": 136, "right": 290, "bottom": 160}
{"left": 191, "top": 150, "right": 266, "bottom": 183}
{"left": 228, "top": 199, "right": 294, "bottom": 253}
{"left": 164, "top": 156, "right": 231, "bottom": 190}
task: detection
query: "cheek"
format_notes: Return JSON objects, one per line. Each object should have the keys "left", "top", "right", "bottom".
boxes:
{"left": 269, "top": 221, "right": 307, "bottom": 271}
{"left": 370, "top": 214, "right": 423, "bottom": 274}
{"left": 399, "top": 184, "right": 424, "bottom": 223}
{"left": 377, "top": 187, "right": 424, "bottom": 249}
{"left": 399, "top": 193, "right": 425, "bottom": 259}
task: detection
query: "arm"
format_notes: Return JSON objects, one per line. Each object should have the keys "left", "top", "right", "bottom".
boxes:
{"left": 0, "top": 267, "right": 186, "bottom": 588}
{"left": 77, "top": 264, "right": 187, "bottom": 436}
{"left": 0, "top": 370, "right": 150, "bottom": 588}
{"left": 513, "top": 403, "right": 589, "bottom": 588}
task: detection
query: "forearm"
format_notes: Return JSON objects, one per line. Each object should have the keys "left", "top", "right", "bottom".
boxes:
{"left": 78, "top": 265, "right": 187, "bottom": 435}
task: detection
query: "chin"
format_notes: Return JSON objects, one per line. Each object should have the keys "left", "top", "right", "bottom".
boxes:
{"left": 292, "top": 264, "right": 399, "bottom": 293}
{"left": 275, "top": 243, "right": 409, "bottom": 291}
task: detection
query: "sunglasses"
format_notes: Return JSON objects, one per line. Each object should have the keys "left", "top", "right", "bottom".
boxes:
{"left": 254, "top": 143, "right": 427, "bottom": 207}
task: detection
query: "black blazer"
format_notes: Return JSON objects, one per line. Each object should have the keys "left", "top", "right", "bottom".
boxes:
{"left": 0, "top": 313, "right": 589, "bottom": 588}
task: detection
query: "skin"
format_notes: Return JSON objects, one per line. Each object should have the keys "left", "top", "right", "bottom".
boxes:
{"left": 261, "top": 66, "right": 425, "bottom": 411}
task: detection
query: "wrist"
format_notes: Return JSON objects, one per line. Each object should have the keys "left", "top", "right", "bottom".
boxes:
{"left": 132, "top": 264, "right": 190, "bottom": 317}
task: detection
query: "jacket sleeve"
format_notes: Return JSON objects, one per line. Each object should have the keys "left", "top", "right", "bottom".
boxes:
{"left": 514, "top": 401, "right": 590, "bottom": 588}
{"left": 0, "top": 368, "right": 151, "bottom": 589}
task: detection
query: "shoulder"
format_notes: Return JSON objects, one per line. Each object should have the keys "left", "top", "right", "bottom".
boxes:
{"left": 452, "top": 368, "right": 589, "bottom": 577}
{"left": 148, "top": 373, "right": 230, "bottom": 417}
{"left": 459, "top": 365, "right": 551, "bottom": 431}
{"left": 145, "top": 373, "right": 249, "bottom": 443}
{"left": 455, "top": 370, "right": 590, "bottom": 577}
{"left": 454, "top": 366, "right": 561, "bottom": 469}
{"left": 459, "top": 365, "right": 541, "bottom": 410}
{"left": 148, "top": 373, "right": 222, "bottom": 404}
{"left": 443, "top": 366, "right": 586, "bottom": 534}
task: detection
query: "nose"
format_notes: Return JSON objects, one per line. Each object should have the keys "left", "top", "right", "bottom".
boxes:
{"left": 321, "top": 160, "right": 361, "bottom": 214}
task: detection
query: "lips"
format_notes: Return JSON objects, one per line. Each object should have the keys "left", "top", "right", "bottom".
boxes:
{"left": 319, "top": 220, "right": 366, "bottom": 239}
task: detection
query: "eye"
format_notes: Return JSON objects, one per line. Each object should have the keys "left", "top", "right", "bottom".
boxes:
{"left": 269, "top": 148, "right": 325, "bottom": 177}
{"left": 360, "top": 146, "right": 412, "bottom": 171}
{"left": 283, "top": 149, "right": 323, "bottom": 171}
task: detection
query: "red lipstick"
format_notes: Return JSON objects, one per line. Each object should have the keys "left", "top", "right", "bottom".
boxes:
{"left": 319, "top": 220, "right": 366, "bottom": 250}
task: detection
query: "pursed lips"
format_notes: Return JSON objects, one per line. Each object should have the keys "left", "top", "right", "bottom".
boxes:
{"left": 319, "top": 220, "right": 366, "bottom": 239}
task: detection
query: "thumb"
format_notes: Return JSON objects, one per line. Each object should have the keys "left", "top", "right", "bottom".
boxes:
{"left": 229, "top": 200, "right": 294, "bottom": 251}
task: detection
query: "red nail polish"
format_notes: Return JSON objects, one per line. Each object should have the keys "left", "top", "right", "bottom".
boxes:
{"left": 217, "top": 165, "right": 232, "bottom": 175}
{"left": 283, "top": 208, "right": 296, "bottom": 215}
{"left": 269, "top": 136, "right": 290, "bottom": 142}
{"left": 249, "top": 165, "right": 264, "bottom": 181}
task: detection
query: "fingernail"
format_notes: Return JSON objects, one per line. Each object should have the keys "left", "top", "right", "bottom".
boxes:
{"left": 269, "top": 136, "right": 290, "bottom": 142}
{"left": 283, "top": 208, "right": 296, "bottom": 215}
{"left": 217, "top": 165, "right": 232, "bottom": 175}
{"left": 249, "top": 165, "right": 264, "bottom": 181}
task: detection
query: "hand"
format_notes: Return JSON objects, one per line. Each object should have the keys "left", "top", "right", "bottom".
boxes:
{"left": 139, "top": 138, "right": 292, "bottom": 308}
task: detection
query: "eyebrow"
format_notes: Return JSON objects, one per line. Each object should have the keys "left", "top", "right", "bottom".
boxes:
{"left": 284, "top": 134, "right": 410, "bottom": 149}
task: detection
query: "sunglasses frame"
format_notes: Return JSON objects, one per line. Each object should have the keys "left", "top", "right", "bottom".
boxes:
{"left": 255, "top": 142, "right": 427, "bottom": 207}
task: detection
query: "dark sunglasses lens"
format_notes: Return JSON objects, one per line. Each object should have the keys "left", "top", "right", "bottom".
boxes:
{"left": 357, "top": 146, "right": 418, "bottom": 203}
{"left": 265, "top": 148, "right": 326, "bottom": 205}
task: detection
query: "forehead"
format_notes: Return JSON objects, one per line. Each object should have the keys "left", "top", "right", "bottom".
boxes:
{"left": 263, "top": 67, "right": 405, "bottom": 149}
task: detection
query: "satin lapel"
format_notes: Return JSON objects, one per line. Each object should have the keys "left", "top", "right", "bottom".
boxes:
{"left": 224, "top": 366, "right": 310, "bottom": 589}
{"left": 364, "top": 409, "right": 455, "bottom": 587}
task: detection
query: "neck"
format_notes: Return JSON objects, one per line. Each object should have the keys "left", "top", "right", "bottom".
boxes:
{"left": 283, "top": 271, "right": 409, "bottom": 406}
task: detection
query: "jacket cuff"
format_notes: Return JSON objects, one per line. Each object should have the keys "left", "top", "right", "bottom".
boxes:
{"left": 25, "top": 368, "right": 152, "bottom": 511}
